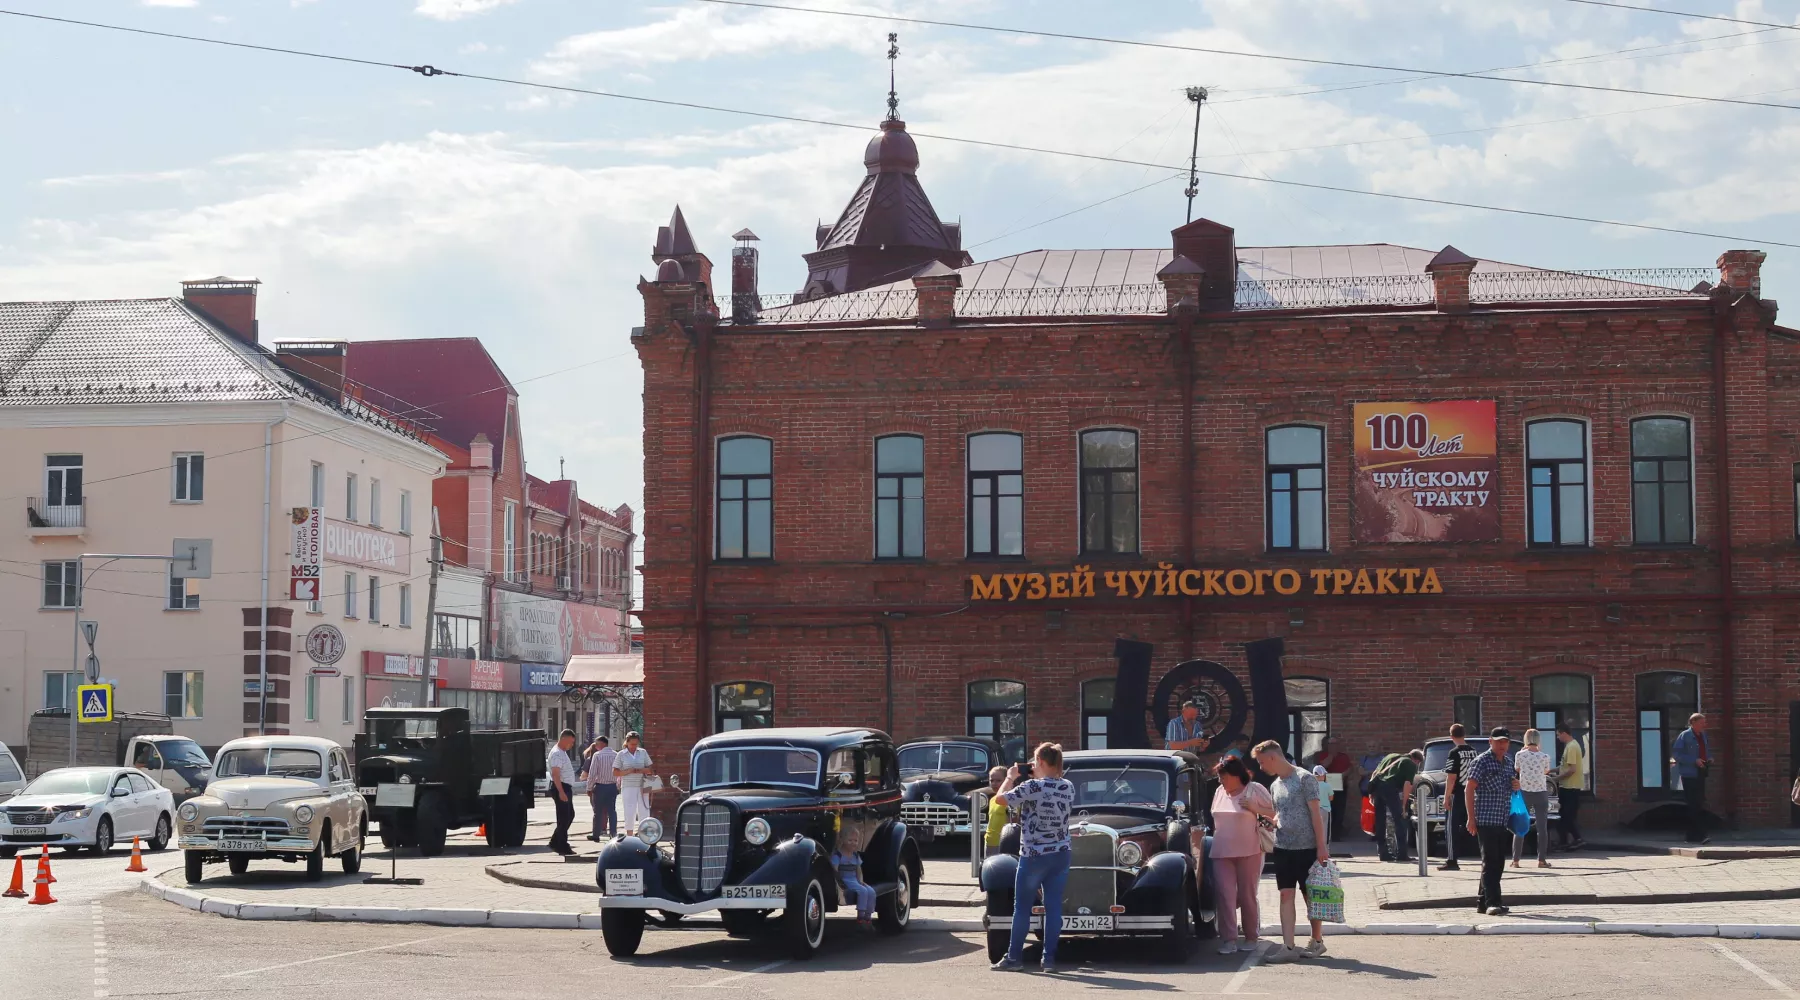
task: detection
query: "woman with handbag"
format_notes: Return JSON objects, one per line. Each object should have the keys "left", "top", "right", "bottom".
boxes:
{"left": 1209, "top": 756, "right": 1275, "bottom": 955}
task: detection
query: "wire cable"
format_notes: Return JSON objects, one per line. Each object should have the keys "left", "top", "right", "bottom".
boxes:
{"left": 1558, "top": 0, "right": 1800, "bottom": 31}
{"left": 1, "top": 7, "right": 1794, "bottom": 250}
{"left": 682, "top": 0, "right": 1800, "bottom": 112}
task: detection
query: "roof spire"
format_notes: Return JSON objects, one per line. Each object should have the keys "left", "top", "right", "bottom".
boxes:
{"left": 886, "top": 32, "right": 899, "bottom": 121}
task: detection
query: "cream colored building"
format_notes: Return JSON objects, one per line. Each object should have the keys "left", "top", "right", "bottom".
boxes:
{"left": 1, "top": 280, "right": 444, "bottom": 754}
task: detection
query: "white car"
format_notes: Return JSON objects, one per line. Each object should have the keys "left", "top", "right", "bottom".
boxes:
{"left": 0, "top": 766, "right": 176, "bottom": 856}
{"left": 178, "top": 736, "right": 367, "bottom": 883}
{"left": 0, "top": 742, "right": 24, "bottom": 800}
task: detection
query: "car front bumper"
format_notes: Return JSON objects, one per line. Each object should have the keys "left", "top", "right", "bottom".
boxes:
{"left": 178, "top": 834, "right": 318, "bottom": 853}
{"left": 1, "top": 817, "right": 101, "bottom": 848}
{"left": 981, "top": 913, "right": 1174, "bottom": 932}
{"left": 595, "top": 893, "right": 789, "bottom": 914}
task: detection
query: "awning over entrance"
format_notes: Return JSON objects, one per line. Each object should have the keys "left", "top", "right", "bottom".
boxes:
{"left": 563, "top": 654, "right": 644, "bottom": 686}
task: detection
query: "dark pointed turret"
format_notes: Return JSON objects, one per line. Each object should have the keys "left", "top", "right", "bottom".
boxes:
{"left": 651, "top": 205, "right": 711, "bottom": 288}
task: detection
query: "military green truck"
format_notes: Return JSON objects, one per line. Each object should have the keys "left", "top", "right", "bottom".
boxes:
{"left": 352, "top": 707, "right": 545, "bottom": 856}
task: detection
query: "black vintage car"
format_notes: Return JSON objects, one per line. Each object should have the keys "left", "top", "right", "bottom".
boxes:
{"left": 351, "top": 707, "right": 545, "bottom": 856}
{"left": 980, "top": 749, "right": 1212, "bottom": 962}
{"left": 593, "top": 727, "right": 923, "bottom": 959}
{"left": 897, "top": 736, "right": 1002, "bottom": 843}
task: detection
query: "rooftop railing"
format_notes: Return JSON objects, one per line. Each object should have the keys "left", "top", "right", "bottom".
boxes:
{"left": 1469, "top": 268, "right": 1713, "bottom": 303}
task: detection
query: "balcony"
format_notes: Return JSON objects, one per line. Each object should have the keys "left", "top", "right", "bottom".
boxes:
{"left": 27, "top": 498, "right": 85, "bottom": 539}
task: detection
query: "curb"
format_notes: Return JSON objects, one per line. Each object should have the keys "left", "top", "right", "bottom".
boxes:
{"left": 139, "top": 875, "right": 1800, "bottom": 939}
{"left": 1581, "top": 841, "right": 1800, "bottom": 860}
{"left": 1380, "top": 886, "right": 1800, "bottom": 911}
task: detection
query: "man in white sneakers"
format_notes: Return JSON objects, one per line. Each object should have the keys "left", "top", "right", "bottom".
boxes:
{"left": 615, "top": 731, "right": 653, "bottom": 836}
{"left": 1253, "top": 741, "right": 1330, "bottom": 963}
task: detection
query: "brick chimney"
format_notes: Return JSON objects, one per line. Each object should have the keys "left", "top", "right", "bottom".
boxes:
{"left": 1170, "top": 219, "right": 1236, "bottom": 309}
{"left": 912, "top": 261, "right": 962, "bottom": 328}
{"left": 731, "top": 228, "right": 760, "bottom": 323}
{"left": 272, "top": 341, "right": 348, "bottom": 403}
{"left": 1425, "top": 245, "right": 1478, "bottom": 315}
{"left": 1717, "top": 249, "right": 1767, "bottom": 298}
{"left": 181, "top": 277, "right": 260, "bottom": 343}
{"left": 1157, "top": 254, "right": 1205, "bottom": 313}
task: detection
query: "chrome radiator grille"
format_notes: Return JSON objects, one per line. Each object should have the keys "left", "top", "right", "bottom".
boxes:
{"left": 4, "top": 809, "right": 54, "bottom": 825}
{"left": 202, "top": 816, "right": 292, "bottom": 838}
{"left": 901, "top": 802, "right": 964, "bottom": 827}
{"left": 677, "top": 802, "right": 732, "bottom": 894}
{"left": 1070, "top": 828, "right": 1116, "bottom": 868}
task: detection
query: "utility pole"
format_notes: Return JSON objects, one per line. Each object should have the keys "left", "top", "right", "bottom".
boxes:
{"left": 418, "top": 508, "right": 442, "bottom": 708}
{"left": 1184, "top": 86, "right": 1208, "bottom": 223}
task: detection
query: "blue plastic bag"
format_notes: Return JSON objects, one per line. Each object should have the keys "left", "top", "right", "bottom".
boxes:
{"left": 1507, "top": 790, "right": 1531, "bottom": 837}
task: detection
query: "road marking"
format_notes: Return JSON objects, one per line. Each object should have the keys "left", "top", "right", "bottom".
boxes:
{"left": 676, "top": 959, "right": 790, "bottom": 988}
{"left": 92, "top": 902, "right": 108, "bottom": 999}
{"left": 1221, "top": 941, "right": 1264, "bottom": 995}
{"left": 1712, "top": 942, "right": 1800, "bottom": 998}
{"left": 219, "top": 930, "right": 472, "bottom": 978}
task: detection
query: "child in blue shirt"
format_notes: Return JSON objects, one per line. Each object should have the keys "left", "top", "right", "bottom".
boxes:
{"left": 831, "top": 827, "right": 875, "bottom": 928}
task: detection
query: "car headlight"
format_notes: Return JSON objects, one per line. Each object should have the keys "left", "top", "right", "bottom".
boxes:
{"left": 744, "top": 817, "right": 771, "bottom": 845}
{"left": 1116, "top": 840, "right": 1144, "bottom": 867}
{"left": 55, "top": 807, "right": 92, "bottom": 823}
{"left": 180, "top": 803, "right": 198, "bottom": 822}
{"left": 295, "top": 805, "right": 314, "bottom": 824}
{"left": 636, "top": 818, "right": 663, "bottom": 844}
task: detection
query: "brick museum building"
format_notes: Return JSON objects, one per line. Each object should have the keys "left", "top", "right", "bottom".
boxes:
{"left": 633, "top": 109, "right": 1800, "bottom": 829}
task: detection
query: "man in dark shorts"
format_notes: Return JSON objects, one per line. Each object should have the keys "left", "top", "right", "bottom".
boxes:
{"left": 1253, "top": 741, "right": 1331, "bottom": 963}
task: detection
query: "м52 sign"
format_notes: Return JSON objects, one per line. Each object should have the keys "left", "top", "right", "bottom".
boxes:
{"left": 969, "top": 564, "right": 1443, "bottom": 601}
{"left": 1354, "top": 400, "right": 1501, "bottom": 543}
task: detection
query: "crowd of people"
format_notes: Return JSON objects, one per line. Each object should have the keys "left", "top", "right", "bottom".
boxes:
{"left": 542, "top": 729, "right": 654, "bottom": 854}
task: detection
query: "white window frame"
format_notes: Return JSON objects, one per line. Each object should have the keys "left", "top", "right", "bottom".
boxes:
{"left": 1629, "top": 413, "right": 1698, "bottom": 547}
{"left": 1523, "top": 416, "right": 1593, "bottom": 549}
{"left": 310, "top": 462, "right": 326, "bottom": 508}
{"left": 400, "top": 490, "right": 412, "bottom": 535}
{"left": 172, "top": 452, "right": 204, "bottom": 503}
{"left": 166, "top": 564, "right": 199, "bottom": 611}
{"left": 344, "top": 572, "right": 358, "bottom": 618}
{"left": 44, "top": 671, "right": 82, "bottom": 711}
{"left": 346, "top": 473, "right": 359, "bottom": 522}
{"left": 1264, "top": 423, "right": 1328, "bottom": 553}
{"left": 341, "top": 676, "right": 354, "bottom": 723}
{"left": 45, "top": 454, "right": 82, "bottom": 509}
{"left": 369, "top": 479, "right": 382, "bottom": 528}
{"left": 163, "top": 670, "right": 203, "bottom": 719}
{"left": 368, "top": 576, "right": 381, "bottom": 624}
{"left": 42, "top": 560, "right": 79, "bottom": 609}
{"left": 305, "top": 674, "right": 319, "bottom": 722}
{"left": 399, "top": 583, "right": 412, "bottom": 627}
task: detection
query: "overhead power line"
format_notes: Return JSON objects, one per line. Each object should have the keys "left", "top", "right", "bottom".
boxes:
{"left": 1559, "top": 0, "right": 1800, "bottom": 31}
{"left": 687, "top": 0, "right": 1800, "bottom": 112}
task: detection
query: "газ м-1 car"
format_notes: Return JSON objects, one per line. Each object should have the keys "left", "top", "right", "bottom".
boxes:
{"left": 594, "top": 728, "right": 923, "bottom": 960}
{"left": 897, "top": 736, "right": 1002, "bottom": 843}
{"left": 178, "top": 736, "right": 366, "bottom": 883}
{"left": 981, "top": 750, "right": 1211, "bottom": 962}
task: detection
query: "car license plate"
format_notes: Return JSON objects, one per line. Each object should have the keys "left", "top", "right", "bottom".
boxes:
{"left": 219, "top": 839, "right": 264, "bottom": 852}
{"left": 357, "top": 786, "right": 377, "bottom": 796}
{"left": 722, "top": 884, "right": 785, "bottom": 901}
{"left": 1061, "top": 915, "right": 1114, "bottom": 931}
{"left": 932, "top": 825, "right": 948, "bottom": 836}
{"left": 13, "top": 827, "right": 46, "bottom": 837}
{"left": 604, "top": 869, "right": 643, "bottom": 896}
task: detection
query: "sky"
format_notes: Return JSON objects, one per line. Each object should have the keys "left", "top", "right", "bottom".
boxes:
{"left": 2, "top": 0, "right": 1798, "bottom": 524}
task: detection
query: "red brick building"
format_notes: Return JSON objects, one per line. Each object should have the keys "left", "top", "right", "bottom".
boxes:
{"left": 635, "top": 112, "right": 1800, "bottom": 829}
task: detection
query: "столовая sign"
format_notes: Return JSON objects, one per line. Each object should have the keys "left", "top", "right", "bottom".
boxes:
{"left": 969, "top": 564, "right": 1443, "bottom": 601}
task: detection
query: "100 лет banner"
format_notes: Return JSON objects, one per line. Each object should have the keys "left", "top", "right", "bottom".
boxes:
{"left": 968, "top": 564, "right": 1444, "bottom": 601}
{"left": 1353, "top": 400, "right": 1501, "bottom": 543}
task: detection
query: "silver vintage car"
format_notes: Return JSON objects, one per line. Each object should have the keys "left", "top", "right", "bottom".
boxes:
{"left": 177, "top": 736, "right": 366, "bottom": 883}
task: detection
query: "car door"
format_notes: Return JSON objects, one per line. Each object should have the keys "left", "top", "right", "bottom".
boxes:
{"left": 127, "top": 773, "right": 162, "bottom": 835}
{"left": 327, "top": 750, "right": 355, "bottom": 852}
{"left": 107, "top": 773, "right": 143, "bottom": 836}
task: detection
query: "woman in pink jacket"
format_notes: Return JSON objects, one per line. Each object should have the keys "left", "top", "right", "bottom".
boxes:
{"left": 1209, "top": 755, "right": 1275, "bottom": 954}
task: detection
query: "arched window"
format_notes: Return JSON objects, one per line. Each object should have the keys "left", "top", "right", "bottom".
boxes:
{"left": 1531, "top": 673, "right": 1594, "bottom": 791}
{"left": 1081, "top": 678, "right": 1115, "bottom": 750}
{"left": 1631, "top": 417, "right": 1693, "bottom": 545}
{"left": 875, "top": 434, "right": 925, "bottom": 559}
{"left": 1527, "top": 419, "right": 1588, "bottom": 547}
{"left": 968, "top": 432, "right": 1024, "bottom": 557}
{"left": 1079, "top": 429, "right": 1138, "bottom": 554}
{"left": 717, "top": 436, "right": 773, "bottom": 560}
{"left": 714, "top": 681, "right": 775, "bottom": 732}
{"left": 1636, "top": 672, "right": 1699, "bottom": 795}
{"left": 968, "top": 680, "right": 1027, "bottom": 764}
{"left": 1284, "top": 677, "right": 1329, "bottom": 760}
{"left": 1266, "top": 425, "right": 1325, "bottom": 551}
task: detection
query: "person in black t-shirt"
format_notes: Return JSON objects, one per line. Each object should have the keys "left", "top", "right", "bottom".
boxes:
{"left": 1440, "top": 724, "right": 1479, "bottom": 871}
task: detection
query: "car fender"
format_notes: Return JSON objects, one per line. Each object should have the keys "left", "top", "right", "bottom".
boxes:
{"left": 979, "top": 850, "right": 1019, "bottom": 896}
{"left": 743, "top": 834, "right": 822, "bottom": 889}
{"left": 1165, "top": 818, "right": 1192, "bottom": 858}
{"left": 1121, "top": 850, "right": 1190, "bottom": 911}
{"left": 594, "top": 836, "right": 679, "bottom": 899}
{"left": 859, "top": 820, "right": 914, "bottom": 885}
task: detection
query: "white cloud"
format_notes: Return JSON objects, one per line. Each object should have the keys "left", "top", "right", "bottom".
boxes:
{"left": 141, "top": 0, "right": 198, "bottom": 7}
{"left": 531, "top": 5, "right": 875, "bottom": 78}
{"left": 415, "top": 0, "right": 519, "bottom": 21}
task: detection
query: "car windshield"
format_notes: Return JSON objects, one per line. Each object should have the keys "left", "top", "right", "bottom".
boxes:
{"left": 154, "top": 740, "right": 210, "bottom": 767}
{"left": 898, "top": 744, "right": 989, "bottom": 777}
{"left": 215, "top": 748, "right": 324, "bottom": 779}
{"left": 1423, "top": 739, "right": 1492, "bottom": 771}
{"left": 23, "top": 770, "right": 111, "bottom": 796}
{"left": 693, "top": 747, "right": 821, "bottom": 790}
{"left": 0, "top": 753, "right": 21, "bottom": 784}
{"left": 1063, "top": 767, "right": 1170, "bottom": 811}
{"left": 368, "top": 718, "right": 438, "bottom": 741}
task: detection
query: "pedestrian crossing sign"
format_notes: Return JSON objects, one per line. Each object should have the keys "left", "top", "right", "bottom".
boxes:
{"left": 76, "top": 684, "right": 113, "bottom": 724}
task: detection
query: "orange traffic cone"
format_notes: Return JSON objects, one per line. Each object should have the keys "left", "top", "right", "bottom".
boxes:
{"left": 27, "top": 868, "right": 56, "bottom": 905}
{"left": 37, "top": 845, "right": 55, "bottom": 885}
{"left": 476, "top": 824, "right": 487, "bottom": 839}
{"left": 125, "top": 837, "right": 147, "bottom": 873}
{"left": 2, "top": 855, "right": 24, "bottom": 898}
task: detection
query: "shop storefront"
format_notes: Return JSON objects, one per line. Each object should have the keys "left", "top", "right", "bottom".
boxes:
{"left": 433, "top": 657, "right": 521, "bottom": 730}
{"left": 360, "top": 651, "right": 435, "bottom": 713}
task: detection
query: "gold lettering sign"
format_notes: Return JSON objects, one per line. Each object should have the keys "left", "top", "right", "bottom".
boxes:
{"left": 967, "top": 563, "right": 1443, "bottom": 600}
